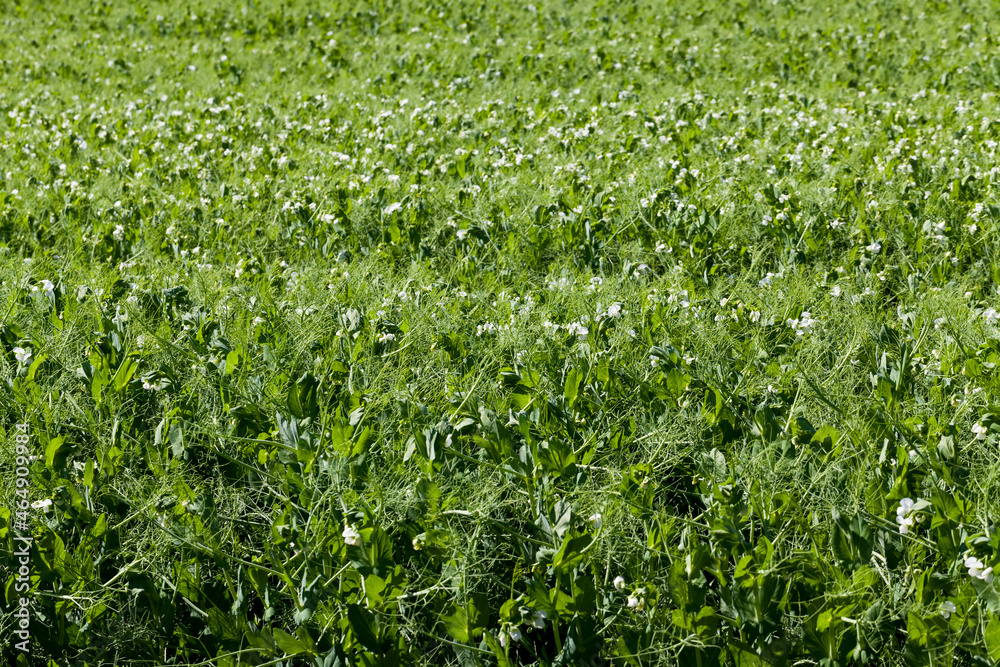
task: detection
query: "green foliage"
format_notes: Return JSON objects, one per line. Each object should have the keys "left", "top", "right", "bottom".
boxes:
{"left": 2, "top": 0, "right": 1000, "bottom": 664}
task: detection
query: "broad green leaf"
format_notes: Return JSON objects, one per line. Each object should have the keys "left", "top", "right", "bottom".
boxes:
{"left": 26, "top": 353, "right": 47, "bottom": 383}
{"left": 986, "top": 616, "right": 1000, "bottom": 663}
{"left": 553, "top": 531, "right": 593, "bottom": 573}
{"left": 564, "top": 367, "right": 583, "bottom": 408}
{"left": 272, "top": 628, "right": 309, "bottom": 656}
{"left": 347, "top": 604, "right": 380, "bottom": 652}
{"left": 440, "top": 602, "right": 471, "bottom": 643}
{"left": 224, "top": 349, "right": 241, "bottom": 375}
{"left": 82, "top": 458, "right": 96, "bottom": 488}
{"left": 44, "top": 436, "right": 67, "bottom": 470}
{"left": 168, "top": 422, "right": 185, "bottom": 459}
{"left": 112, "top": 356, "right": 138, "bottom": 393}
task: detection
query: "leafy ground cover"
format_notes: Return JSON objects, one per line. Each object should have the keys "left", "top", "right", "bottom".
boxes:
{"left": 2, "top": 0, "right": 1000, "bottom": 664}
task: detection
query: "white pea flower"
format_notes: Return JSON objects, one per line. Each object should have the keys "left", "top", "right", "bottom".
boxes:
{"left": 614, "top": 576, "right": 626, "bottom": 591}
{"left": 786, "top": 311, "right": 817, "bottom": 338}
{"left": 896, "top": 497, "right": 916, "bottom": 534}
{"left": 13, "top": 347, "right": 32, "bottom": 364}
{"left": 588, "top": 513, "right": 602, "bottom": 530}
{"left": 499, "top": 625, "right": 521, "bottom": 648}
{"left": 972, "top": 423, "right": 988, "bottom": 441}
{"left": 382, "top": 202, "right": 402, "bottom": 215}
{"left": 342, "top": 525, "right": 361, "bottom": 546}
{"left": 965, "top": 556, "right": 994, "bottom": 582}
{"left": 940, "top": 601, "right": 956, "bottom": 619}
{"left": 627, "top": 595, "right": 639, "bottom": 608}
{"left": 32, "top": 499, "right": 53, "bottom": 511}
{"left": 531, "top": 610, "right": 547, "bottom": 628}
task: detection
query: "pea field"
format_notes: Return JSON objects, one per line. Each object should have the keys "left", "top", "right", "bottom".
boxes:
{"left": 3, "top": 0, "right": 1000, "bottom": 665}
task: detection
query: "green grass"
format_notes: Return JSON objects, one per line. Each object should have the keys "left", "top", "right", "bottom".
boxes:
{"left": 2, "top": 0, "right": 1000, "bottom": 665}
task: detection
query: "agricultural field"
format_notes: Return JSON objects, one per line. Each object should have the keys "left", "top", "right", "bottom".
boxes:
{"left": 3, "top": 0, "right": 1000, "bottom": 664}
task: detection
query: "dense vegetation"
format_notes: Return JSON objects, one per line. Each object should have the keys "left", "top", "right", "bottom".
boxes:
{"left": 3, "top": 0, "right": 1000, "bottom": 664}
